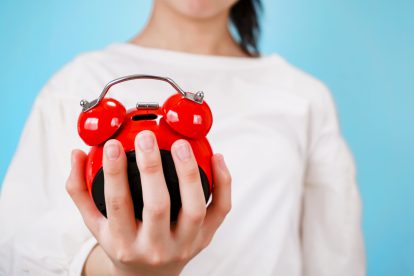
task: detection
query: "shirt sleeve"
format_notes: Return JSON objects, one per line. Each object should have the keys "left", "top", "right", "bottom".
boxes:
{"left": 301, "top": 85, "right": 366, "bottom": 276}
{"left": 0, "top": 59, "right": 97, "bottom": 276}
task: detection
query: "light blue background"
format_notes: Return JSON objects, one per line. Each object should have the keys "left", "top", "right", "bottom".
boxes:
{"left": 0, "top": 0, "right": 413, "bottom": 275}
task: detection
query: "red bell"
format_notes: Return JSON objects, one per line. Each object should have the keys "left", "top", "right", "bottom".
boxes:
{"left": 162, "top": 93, "right": 213, "bottom": 139}
{"left": 77, "top": 98, "right": 126, "bottom": 146}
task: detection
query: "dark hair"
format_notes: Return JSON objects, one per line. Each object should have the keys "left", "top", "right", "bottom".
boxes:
{"left": 230, "top": 0, "right": 262, "bottom": 56}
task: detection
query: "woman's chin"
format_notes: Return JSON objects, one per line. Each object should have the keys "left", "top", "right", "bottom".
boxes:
{"left": 157, "top": 0, "right": 238, "bottom": 20}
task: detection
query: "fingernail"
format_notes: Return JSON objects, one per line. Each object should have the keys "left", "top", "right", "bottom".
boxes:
{"left": 216, "top": 154, "right": 228, "bottom": 171}
{"left": 174, "top": 141, "right": 190, "bottom": 161}
{"left": 105, "top": 141, "right": 120, "bottom": 160}
{"left": 137, "top": 131, "right": 155, "bottom": 152}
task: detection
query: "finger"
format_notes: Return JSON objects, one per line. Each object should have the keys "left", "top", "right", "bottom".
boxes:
{"left": 201, "top": 154, "right": 232, "bottom": 242}
{"left": 172, "top": 140, "right": 206, "bottom": 242}
{"left": 135, "top": 130, "right": 170, "bottom": 242}
{"left": 103, "top": 139, "right": 137, "bottom": 241}
{"left": 66, "top": 149, "right": 103, "bottom": 237}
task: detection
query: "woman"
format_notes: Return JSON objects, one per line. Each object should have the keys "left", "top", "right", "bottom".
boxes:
{"left": 0, "top": 0, "right": 365, "bottom": 275}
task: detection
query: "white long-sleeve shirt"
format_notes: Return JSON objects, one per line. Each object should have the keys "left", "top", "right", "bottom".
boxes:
{"left": 0, "top": 43, "right": 365, "bottom": 276}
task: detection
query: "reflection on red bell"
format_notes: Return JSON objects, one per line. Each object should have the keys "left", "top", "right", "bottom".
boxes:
{"left": 77, "top": 98, "right": 126, "bottom": 146}
{"left": 162, "top": 94, "right": 213, "bottom": 139}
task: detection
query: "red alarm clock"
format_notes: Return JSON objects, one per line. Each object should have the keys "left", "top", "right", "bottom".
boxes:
{"left": 77, "top": 75, "right": 213, "bottom": 221}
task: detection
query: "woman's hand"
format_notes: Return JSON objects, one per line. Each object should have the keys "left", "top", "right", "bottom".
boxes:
{"left": 66, "top": 130, "right": 232, "bottom": 276}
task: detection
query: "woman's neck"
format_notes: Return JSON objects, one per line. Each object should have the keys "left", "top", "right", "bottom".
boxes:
{"left": 130, "top": 1, "right": 249, "bottom": 57}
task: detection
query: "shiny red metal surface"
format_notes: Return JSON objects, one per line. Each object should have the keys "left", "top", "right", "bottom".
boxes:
{"left": 162, "top": 94, "right": 213, "bottom": 139}
{"left": 77, "top": 98, "right": 126, "bottom": 146}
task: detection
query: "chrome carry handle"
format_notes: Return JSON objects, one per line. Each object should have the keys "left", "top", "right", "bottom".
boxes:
{"left": 80, "top": 74, "right": 204, "bottom": 112}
